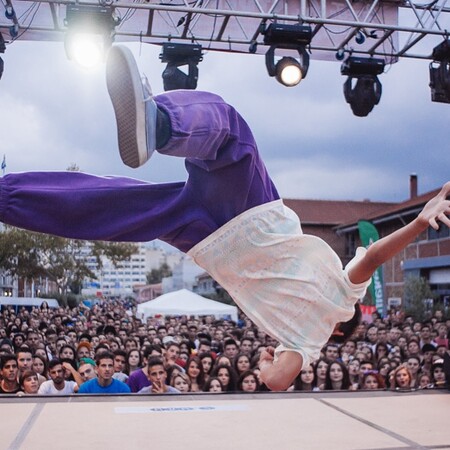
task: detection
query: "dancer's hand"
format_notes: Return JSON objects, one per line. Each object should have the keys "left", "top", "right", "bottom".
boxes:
{"left": 418, "top": 182, "right": 450, "bottom": 230}
{"left": 259, "top": 347, "right": 275, "bottom": 367}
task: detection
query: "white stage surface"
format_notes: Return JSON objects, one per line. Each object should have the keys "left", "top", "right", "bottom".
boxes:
{"left": 1, "top": 390, "right": 449, "bottom": 450}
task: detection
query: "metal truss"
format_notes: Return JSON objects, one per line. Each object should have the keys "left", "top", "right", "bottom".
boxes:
{"left": 0, "top": 0, "right": 449, "bottom": 64}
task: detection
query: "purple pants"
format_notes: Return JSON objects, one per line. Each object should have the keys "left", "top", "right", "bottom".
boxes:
{"left": 0, "top": 91, "right": 279, "bottom": 253}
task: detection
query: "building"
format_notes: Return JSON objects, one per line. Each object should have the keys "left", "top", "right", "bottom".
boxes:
{"left": 162, "top": 255, "right": 205, "bottom": 293}
{"left": 337, "top": 176, "right": 450, "bottom": 310}
{"left": 82, "top": 243, "right": 183, "bottom": 298}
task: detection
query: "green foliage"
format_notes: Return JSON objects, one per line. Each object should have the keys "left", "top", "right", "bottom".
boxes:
{"left": 146, "top": 262, "right": 172, "bottom": 284}
{"left": 403, "top": 275, "right": 437, "bottom": 320}
{"left": 0, "top": 225, "right": 137, "bottom": 301}
{"left": 204, "top": 288, "right": 235, "bottom": 306}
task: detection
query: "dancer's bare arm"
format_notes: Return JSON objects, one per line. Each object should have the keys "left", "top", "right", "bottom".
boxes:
{"left": 348, "top": 182, "right": 450, "bottom": 284}
{"left": 259, "top": 347, "right": 303, "bottom": 391}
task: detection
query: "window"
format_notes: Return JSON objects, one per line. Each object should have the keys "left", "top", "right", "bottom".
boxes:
{"left": 428, "top": 226, "right": 449, "bottom": 240}
{"left": 345, "top": 233, "right": 357, "bottom": 257}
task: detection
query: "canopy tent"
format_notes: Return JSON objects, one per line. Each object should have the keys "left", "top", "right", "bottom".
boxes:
{"left": 136, "top": 289, "right": 238, "bottom": 322}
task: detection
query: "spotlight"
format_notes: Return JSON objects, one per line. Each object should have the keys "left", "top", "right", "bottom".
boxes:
{"left": 159, "top": 43, "right": 203, "bottom": 91}
{"left": 263, "top": 23, "right": 312, "bottom": 87}
{"left": 64, "top": 4, "right": 118, "bottom": 68}
{"left": 341, "top": 56, "right": 385, "bottom": 117}
{"left": 429, "top": 40, "right": 450, "bottom": 104}
{"left": 275, "top": 57, "right": 303, "bottom": 86}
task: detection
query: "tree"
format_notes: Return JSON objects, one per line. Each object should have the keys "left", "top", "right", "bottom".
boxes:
{"left": 403, "top": 275, "right": 437, "bottom": 320}
{"left": 146, "top": 262, "right": 172, "bottom": 284}
{"left": 0, "top": 225, "right": 137, "bottom": 303}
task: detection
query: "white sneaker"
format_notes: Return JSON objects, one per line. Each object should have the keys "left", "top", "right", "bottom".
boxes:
{"left": 106, "top": 45, "right": 157, "bottom": 168}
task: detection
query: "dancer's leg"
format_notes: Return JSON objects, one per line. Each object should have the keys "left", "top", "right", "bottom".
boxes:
{"left": 155, "top": 90, "right": 280, "bottom": 231}
{"left": 0, "top": 172, "right": 219, "bottom": 252}
{"left": 0, "top": 48, "right": 279, "bottom": 252}
{"left": 106, "top": 45, "right": 279, "bottom": 227}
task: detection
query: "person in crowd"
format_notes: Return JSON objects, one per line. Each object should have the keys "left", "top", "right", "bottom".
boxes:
{"left": 237, "top": 370, "right": 260, "bottom": 392}
{"left": 58, "top": 344, "right": 76, "bottom": 362}
{"left": 210, "top": 364, "right": 238, "bottom": 392}
{"left": 170, "top": 372, "right": 191, "bottom": 393}
{"left": 291, "top": 363, "right": 315, "bottom": 391}
{"left": 348, "top": 359, "right": 361, "bottom": 388}
{"left": 185, "top": 355, "right": 205, "bottom": 392}
{"left": 222, "top": 339, "right": 239, "bottom": 360}
{"left": 323, "top": 344, "right": 339, "bottom": 361}
{"left": 38, "top": 359, "right": 78, "bottom": 395}
{"left": 390, "top": 365, "right": 413, "bottom": 391}
{"left": 360, "top": 371, "right": 386, "bottom": 390}
{"left": 234, "top": 353, "right": 252, "bottom": 376}
{"left": 430, "top": 359, "right": 447, "bottom": 388}
{"left": 0, "top": 354, "right": 21, "bottom": 394}
{"left": 76, "top": 342, "right": 93, "bottom": 361}
{"left": 126, "top": 349, "right": 142, "bottom": 375}
{"left": 32, "top": 355, "right": 48, "bottom": 380}
{"left": 78, "top": 358, "right": 97, "bottom": 384}
{"left": 199, "top": 352, "right": 214, "bottom": 382}
{"left": 18, "top": 370, "right": 40, "bottom": 395}
{"left": 406, "top": 356, "right": 421, "bottom": 388}
{"left": 138, "top": 357, "right": 180, "bottom": 394}
{"left": 406, "top": 338, "right": 421, "bottom": 358}
{"left": 0, "top": 339, "right": 14, "bottom": 355}
{"left": 314, "top": 358, "right": 329, "bottom": 390}
{"left": 239, "top": 337, "right": 254, "bottom": 355}
{"left": 417, "top": 372, "right": 432, "bottom": 389}
{"left": 78, "top": 352, "right": 130, "bottom": 394}
{"left": 324, "top": 361, "right": 352, "bottom": 391}
{"left": 210, "top": 351, "right": 227, "bottom": 366}
{"left": 374, "top": 342, "right": 389, "bottom": 363}
{"left": 203, "top": 377, "right": 224, "bottom": 393}
{"left": 112, "top": 349, "right": 129, "bottom": 383}
{"left": 420, "top": 343, "right": 436, "bottom": 374}
{"left": 127, "top": 345, "right": 164, "bottom": 392}
{"left": 32, "top": 354, "right": 49, "bottom": 386}
{"left": 16, "top": 347, "right": 33, "bottom": 377}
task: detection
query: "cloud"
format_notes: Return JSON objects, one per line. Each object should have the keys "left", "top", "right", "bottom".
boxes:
{"left": 0, "top": 40, "right": 448, "bottom": 204}
{"left": 267, "top": 155, "right": 405, "bottom": 201}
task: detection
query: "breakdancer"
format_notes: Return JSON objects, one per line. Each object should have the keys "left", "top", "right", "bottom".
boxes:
{"left": 0, "top": 46, "right": 449, "bottom": 390}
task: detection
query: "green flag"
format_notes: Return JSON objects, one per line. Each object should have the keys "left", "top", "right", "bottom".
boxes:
{"left": 357, "top": 220, "right": 384, "bottom": 315}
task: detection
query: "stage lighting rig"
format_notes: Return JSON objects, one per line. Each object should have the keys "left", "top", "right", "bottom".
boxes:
{"left": 429, "top": 40, "right": 450, "bottom": 104}
{"left": 0, "top": 32, "right": 5, "bottom": 81}
{"left": 341, "top": 56, "right": 385, "bottom": 117}
{"left": 263, "top": 23, "right": 312, "bottom": 87}
{"left": 159, "top": 43, "right": 203, "bottom": 91}
{"left": 64, "top": 4, "right": 118, "bottom": 68}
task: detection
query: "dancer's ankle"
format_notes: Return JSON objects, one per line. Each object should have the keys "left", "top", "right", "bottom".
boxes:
{"left": 156, "top": 109, "right": 172, "bottom": 149}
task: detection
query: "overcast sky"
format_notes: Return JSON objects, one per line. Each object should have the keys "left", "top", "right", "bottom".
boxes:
{"left": 0, "top": 40, "right": 449, "bottom": 204}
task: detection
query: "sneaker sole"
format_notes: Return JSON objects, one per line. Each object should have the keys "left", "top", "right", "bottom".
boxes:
{"left": 106, "top": 46, "right": 147, "bottom": 168}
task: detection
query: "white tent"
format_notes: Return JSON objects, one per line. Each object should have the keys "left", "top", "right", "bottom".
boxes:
{"left": 136, "top": 289, "right": 238, "bottom": 322}
{"left": 0, "top": 297, "right": 59, "bottom": 308}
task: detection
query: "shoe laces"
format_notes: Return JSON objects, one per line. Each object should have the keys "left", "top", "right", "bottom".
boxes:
{"left": 141, "top": 74, "right": 153, "bottom": 102}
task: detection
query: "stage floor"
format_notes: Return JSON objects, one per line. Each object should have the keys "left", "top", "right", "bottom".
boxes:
{"left": 1, "top": 390, "right": 449, "bottom": 450}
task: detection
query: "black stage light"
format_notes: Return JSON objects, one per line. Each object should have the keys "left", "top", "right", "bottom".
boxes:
{"left": 341, "top": 56, "right": 385, "bottom": 117}
{"left": 64, "top": 4, "right": 118, "bottom": 68}
{"left": 263, "top": 23, "right": 312, "bottom": 87}
{"left": 429, "top": 40, "right": 450, "bottom": 104}
{"left": 160, "top": 43, "right": 203, "bottom": 91}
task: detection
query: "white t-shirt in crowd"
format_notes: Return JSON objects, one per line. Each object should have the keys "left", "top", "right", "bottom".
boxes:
{"left": 38, "top": 380, "right": 77, "bottom": 395}
{"left": 188, "top": 200, "right": 371, "bottom": 369}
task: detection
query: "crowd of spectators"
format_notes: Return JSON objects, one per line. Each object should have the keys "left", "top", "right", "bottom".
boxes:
{"left": 0, "top": 298, "right": 448, "bottom": 396}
